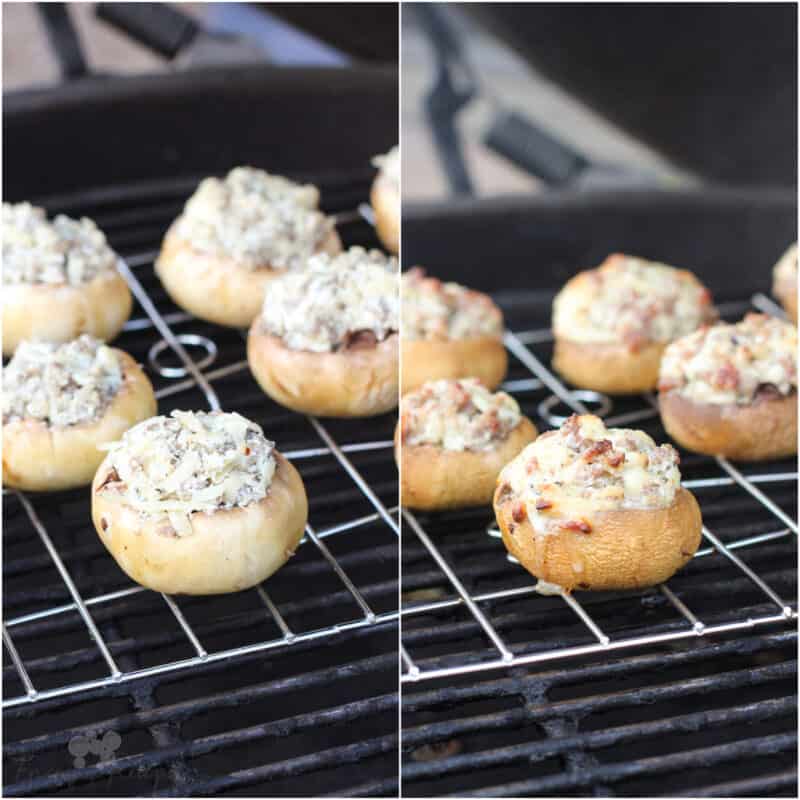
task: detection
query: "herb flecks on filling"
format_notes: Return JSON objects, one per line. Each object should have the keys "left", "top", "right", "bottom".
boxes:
{"left": 3, "top": 202, "right": 118, "bottom": 286}
{"left": 401, "top": 378, "right": 521, "bottom": 452}
{"left": 170, "top": 166, "right": 335, "bottom": 271}
{"left": 99, "top": 411, "right": 276, "bottom": 537}
{"left": 259, "top": 246, "right": 399, "bottom": 352}
{"left": 3, "top": 335, "right": 123, "bottom": 427}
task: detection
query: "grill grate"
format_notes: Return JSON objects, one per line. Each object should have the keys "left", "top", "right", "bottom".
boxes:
{"left": 3, "top": 173, "right": 399, "bottom": 796}
{"left": 401, "top": 291, "right": 797, "bottom": 796}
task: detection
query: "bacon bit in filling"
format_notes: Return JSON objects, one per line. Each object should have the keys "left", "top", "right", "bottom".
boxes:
{"left": 561, "top": 519, "right": 592, "bottom": 534}
{"left": 713, "top": 362, "right": 739, "bottom": 391}
{"left": 496, "top": 482, "right": 513, "bottom": 503}
{"left": 512, "top": 503, "right": 527, "bottom": 523}
{"left": 606, "top": 452, "right": 626, "bottom": 468}
{"left": 535, "top": 498, "right": 553, "bottom": 511}
{"left": 583, "top": 439, "right": 613, "bottom": 462}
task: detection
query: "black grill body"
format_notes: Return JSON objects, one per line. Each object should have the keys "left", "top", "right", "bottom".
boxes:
{"left": 3, "top": 67, "right": 399, "bottom": 797}
{"left": 401, "top": 191, "right": 798, "bottom": 797}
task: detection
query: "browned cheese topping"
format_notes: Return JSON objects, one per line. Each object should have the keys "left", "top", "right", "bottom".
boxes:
{"left": 402, "top": 267, "right": 504, "bottom": 341}
{"left": 400, "top": 378, "right": 521, "bottom": 451}
{"left": 498, "top": 414, "right": 681, "bottom": 536}
{"left": 659, "top": 313, "right": 797, "bottom": 405}
{"left": 552, "top": 254, "right": 717, "bottom": 350}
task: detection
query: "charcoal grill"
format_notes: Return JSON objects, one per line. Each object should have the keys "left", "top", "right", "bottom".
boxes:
{"left": 400, "top": 192, "right": 798, "bottom": 796}
{"left": 3, "top": 82, "right": 399, "bottom": 794}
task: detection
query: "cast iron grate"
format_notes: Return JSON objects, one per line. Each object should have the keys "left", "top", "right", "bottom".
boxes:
{"left": 401, "top": 291, "right": 797, "bottom": 796}
{"left": 3, "top": 171, "right": 399, "bottom": 797}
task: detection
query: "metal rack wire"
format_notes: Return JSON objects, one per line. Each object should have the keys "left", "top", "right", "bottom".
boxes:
{"left": 401, "top": 292, "right": 798, "bottom": 683}
{"left": 2, "top": 204, "right": 400, "bottom": 711}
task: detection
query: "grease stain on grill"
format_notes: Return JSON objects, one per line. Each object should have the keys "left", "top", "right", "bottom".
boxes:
{"left": 410, "top": 739, "right": 463, "bottom": 762}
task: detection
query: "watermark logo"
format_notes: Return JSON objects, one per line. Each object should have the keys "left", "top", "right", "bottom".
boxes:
{"left": 68, "top": 730, "right": 121, "bottom": 768}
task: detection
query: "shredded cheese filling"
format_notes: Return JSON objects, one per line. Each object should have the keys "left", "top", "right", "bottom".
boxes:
{"left": 3, "top": 335, "right": 123, "bottom": 427}
{"left": 100, "top": 411, "right": 276, "bottom": 537}
{"left": 498, "top": 415, "right": 681, "bottom": 536}
{"left": 658, "top": 313, "right": 798, "bottom": 405}
{"left": 552, "top": 254, "right": 716, "bottom": 348}
{"left": 259, "top": 247, "right": 399, "bottom": 352}
{"left": 401, "top": 378, "right": 521, "bottom": 451}
{"left": 402, "top": 267, "right": 504, "bottom": 341}
{"left": 3, "top": 202, "right": 118, "bottom": 286}
{"left": 170, "top": 166, "right": 335, "bottom": 271}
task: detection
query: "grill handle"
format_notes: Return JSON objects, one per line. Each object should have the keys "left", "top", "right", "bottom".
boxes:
{"left": 95, "top": 2, "right": 199, "bottom": 60}
{"left": 484, "top": 110, "right": 590, "bottom": 186}
{"left": 36, "top": 3, "right": 89, "bottom": 80}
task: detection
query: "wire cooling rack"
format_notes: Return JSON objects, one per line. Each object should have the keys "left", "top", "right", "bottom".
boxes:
{"left": 401, "top": 292, "right": 798, "bottom": 683}
{"left": 2, "top": 202, "right": 400, "bottom": 709}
